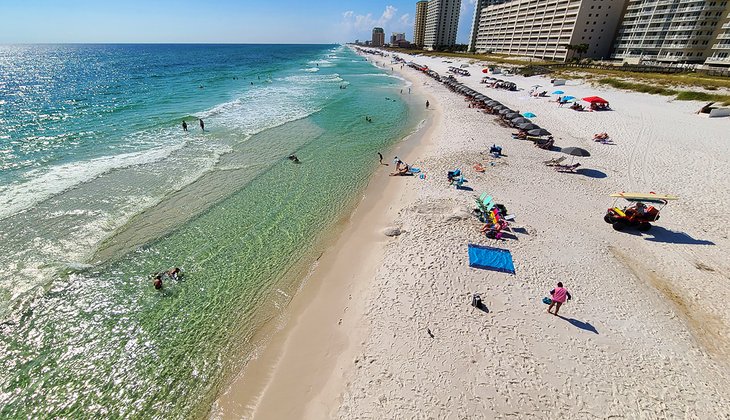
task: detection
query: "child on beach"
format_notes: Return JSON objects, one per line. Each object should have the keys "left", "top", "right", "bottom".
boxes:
{"left": 547, "top": 282, "right": 572, "bottom": 315}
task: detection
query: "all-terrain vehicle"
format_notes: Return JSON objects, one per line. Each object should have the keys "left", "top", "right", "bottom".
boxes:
{"left": 604, "top": 192, "right": 678, "bottom": 231}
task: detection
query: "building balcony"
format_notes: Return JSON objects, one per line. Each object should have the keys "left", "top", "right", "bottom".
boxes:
{"left": 704, "top": 56, "right": 730, "bottom": 64}
{"left": 717, "top": 33, "right": 730, "bottom": 40}
{"left": 712, "top": 43, "right": 730, "bottom": 50}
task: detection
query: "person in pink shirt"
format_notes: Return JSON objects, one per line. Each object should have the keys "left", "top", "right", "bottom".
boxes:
{"left": 547, "top": 282, "right": 572, "bottom": 315}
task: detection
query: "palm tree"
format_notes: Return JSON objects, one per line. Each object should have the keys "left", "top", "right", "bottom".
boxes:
{"left": 564, "top": 44, "right": 590, "bottom": 62}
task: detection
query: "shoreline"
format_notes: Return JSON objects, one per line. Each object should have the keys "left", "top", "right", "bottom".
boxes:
{"left": 216, "top": 48, "right": 730, "bottom": 418}
{"left": 211, "top": 51, "right": 438, "bottom": 418}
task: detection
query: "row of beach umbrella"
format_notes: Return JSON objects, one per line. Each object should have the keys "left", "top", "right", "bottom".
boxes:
{"left": 443, "top": 78, "right": 591, "bottom": 159}
{"left": 443, "top": 78, "right": 552, "bottom": 137}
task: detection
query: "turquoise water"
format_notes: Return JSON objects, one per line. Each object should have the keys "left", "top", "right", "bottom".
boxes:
{"left": 0, "top": 44, "right": 422, "bottom": 417}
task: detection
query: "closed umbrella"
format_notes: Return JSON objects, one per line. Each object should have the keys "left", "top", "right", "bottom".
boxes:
{"left": 523, "top": 112, "right": 537, "bottom": 118}
{"left": 528, "top": 128, "right": 551, "bottom": 136}
{"left": 518, "top": 123, "right": 539, "bottom": 130}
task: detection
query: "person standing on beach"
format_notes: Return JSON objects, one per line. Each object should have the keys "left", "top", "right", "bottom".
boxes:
{"left": 378, "top": 152, "right": 385, "bottom": 165}
{"left": 426, "top": 100, "right": 430, "bottom": 109}
{"left": 199, "top": 119, "right": 205, "bottom": 131}
{"left": 547, "top": 282, "right": 572, "bottom": 316}
{"left": 182, "top": 120, "right": 188, "bottom": 132}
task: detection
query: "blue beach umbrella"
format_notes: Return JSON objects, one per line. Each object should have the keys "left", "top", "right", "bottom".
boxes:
{"left": 562, "top": 96, "right": 576, "bottom": 102}
{"left": 522, "top": 112, "right": 537, "bottom": 118}
{"left": 552, "top": 90, "right": 564, "bottom": 94}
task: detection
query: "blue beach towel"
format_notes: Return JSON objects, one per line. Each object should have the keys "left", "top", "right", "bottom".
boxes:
{"left": 467, "top": 244, "right": 515, "bottom": 274}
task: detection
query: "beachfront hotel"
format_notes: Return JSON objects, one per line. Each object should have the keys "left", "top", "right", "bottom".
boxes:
{"left": 423, "top": 0, "right": 462, "bottom": 50}
{"left": 471, "top": 0, "right": 627, "bottom": 60}
{"left": 372, "top": 27, "right": 385, "bottom": 47}
{"left": 414, "top": 0, "right": 429, "bottom": 47}
{"left": 705, "top": 8, "right": 730, "bottom": 66}
{"left": 612, "top": 0, "right": 730, "bottom": 64}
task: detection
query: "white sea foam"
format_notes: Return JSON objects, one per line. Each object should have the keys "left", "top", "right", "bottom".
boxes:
{"left": 302, "top": 67, "right": 320, "bottom": 73}
{"left": 0, "top": 145, "right": 184, "bottom": 220}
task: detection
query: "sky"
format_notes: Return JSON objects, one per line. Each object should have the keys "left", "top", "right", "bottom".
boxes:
{"left": 0, "top": 0, "right": 477, "bottom": 44}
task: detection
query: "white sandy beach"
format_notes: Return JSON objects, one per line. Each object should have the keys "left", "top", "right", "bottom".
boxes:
{"left": 214, "top": 49, "right": 730, "bottom": 419}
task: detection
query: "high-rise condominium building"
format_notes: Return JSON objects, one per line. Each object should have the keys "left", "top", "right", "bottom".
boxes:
{"left": 612, "top": 0, "right": 730, "bottom": 64}
{"left": 424, "top": 0, "right": 462, "bottom": 50}
{"left": 372, "top": 27, "right": 385, "bottom": 47}
{"left": 472, "top": 0, "right": 627, "bottom": 60}
{"left": 468, "top": 0, "right": 510, "bottom": 51}
{"left": 414, "top": 0, "right": 429, "bottom": 47}
{"left": 705, "top": 8, "right": 730, "bottom": 66}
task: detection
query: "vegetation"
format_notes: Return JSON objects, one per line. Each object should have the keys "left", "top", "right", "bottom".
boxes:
{"left": 382, "top": 47, "right": 555, "bottom": 66}
{"left": 593, "top": 78, "right": 730, "bottom": 105}
{"left": 563, "top": 44, "right": 589, "bottom": 61}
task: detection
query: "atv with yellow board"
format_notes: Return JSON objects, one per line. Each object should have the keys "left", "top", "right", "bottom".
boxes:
{"left": 604, "top": 192, "right": 678, "bottom": 231}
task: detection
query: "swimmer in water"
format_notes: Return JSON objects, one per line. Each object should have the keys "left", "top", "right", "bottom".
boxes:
{"left": 287, "top": 154, "right": 300, "bottom": 164}
{"left": 167, "top": 267, "right": 181, "bottom": 280}
{"left": 153, "top": 274, "right": 163, "bottom": 290}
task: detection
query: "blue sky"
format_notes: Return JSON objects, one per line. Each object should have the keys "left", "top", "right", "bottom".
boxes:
{"left": 0, "top": 0, "right": 477, "bottom": 44}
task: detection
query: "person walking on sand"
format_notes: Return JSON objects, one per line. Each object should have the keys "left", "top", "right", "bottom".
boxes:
{"left": 426, "top": 100, "right": 430, "bottom": 109}
{"left": 547, "top": 282, "right": 572, "bottom": 316}
{"left": 199, "top": 119, "right": 205, "bottom": 131}
{"left": 182, "top": 120, "right": 188, "bottom": 132}
{"left": 377, "top": 152, "right": 385, "bottom": 165}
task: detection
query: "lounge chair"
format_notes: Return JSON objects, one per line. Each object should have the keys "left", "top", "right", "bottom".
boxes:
{"left": 448, "top": 169, "right": 467, "bottom": 188}
{"left": 544, "top": 156, "right": 566, "bottom": 166}
{"left": 554, "top": 163, "right": 581, "bottom": 173}
{"left": 535, "top": 138, "right": 554, "bottom": 150}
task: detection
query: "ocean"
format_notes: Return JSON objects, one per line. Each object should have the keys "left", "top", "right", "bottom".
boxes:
{"left": 0, "top": 44, "right": 423, "bottom": 417}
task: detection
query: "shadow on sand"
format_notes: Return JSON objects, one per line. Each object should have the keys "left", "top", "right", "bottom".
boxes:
{"left": 558, "top": 315, "right": 599, "bottom": 334}
{"left": 620, "top": 226, "right": 715, "bottom": 245}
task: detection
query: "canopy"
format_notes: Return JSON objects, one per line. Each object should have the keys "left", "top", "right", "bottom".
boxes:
{"left": 583, "top": 96, "right": 608, "bottom": 104}
{"left": 522, "top": 112, "right": 536, "bottom": 118}
{"left": 610, "top": 192, "right": 678, "bottom": 203}
{"left": 562, "top": 147, "right": 590, "bottom": 157}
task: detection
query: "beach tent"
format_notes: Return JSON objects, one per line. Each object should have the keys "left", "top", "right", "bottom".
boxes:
{"left": 468, "top": 244, "right": 515, "bottom": 274}
{"left": 582, "top": 96, "right": 608, "bottom": 104}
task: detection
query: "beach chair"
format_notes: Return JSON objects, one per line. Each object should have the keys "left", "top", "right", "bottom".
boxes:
{"left": 544, "top": 156, "right": 566, "bottom": 166}
{"left": 448, "top": 169, "right": 468, "bottom": 188}
{"left": 555, "top": 163, "right": 581, "bottom": 173}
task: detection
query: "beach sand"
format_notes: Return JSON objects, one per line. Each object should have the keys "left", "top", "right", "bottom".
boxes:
{"left": 214, "top": 49, "right": 730, "bottom": 418}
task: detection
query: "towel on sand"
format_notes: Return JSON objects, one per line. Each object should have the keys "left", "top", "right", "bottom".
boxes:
{"left": 468, "top": 244, "right": 515, "bottom": 274}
